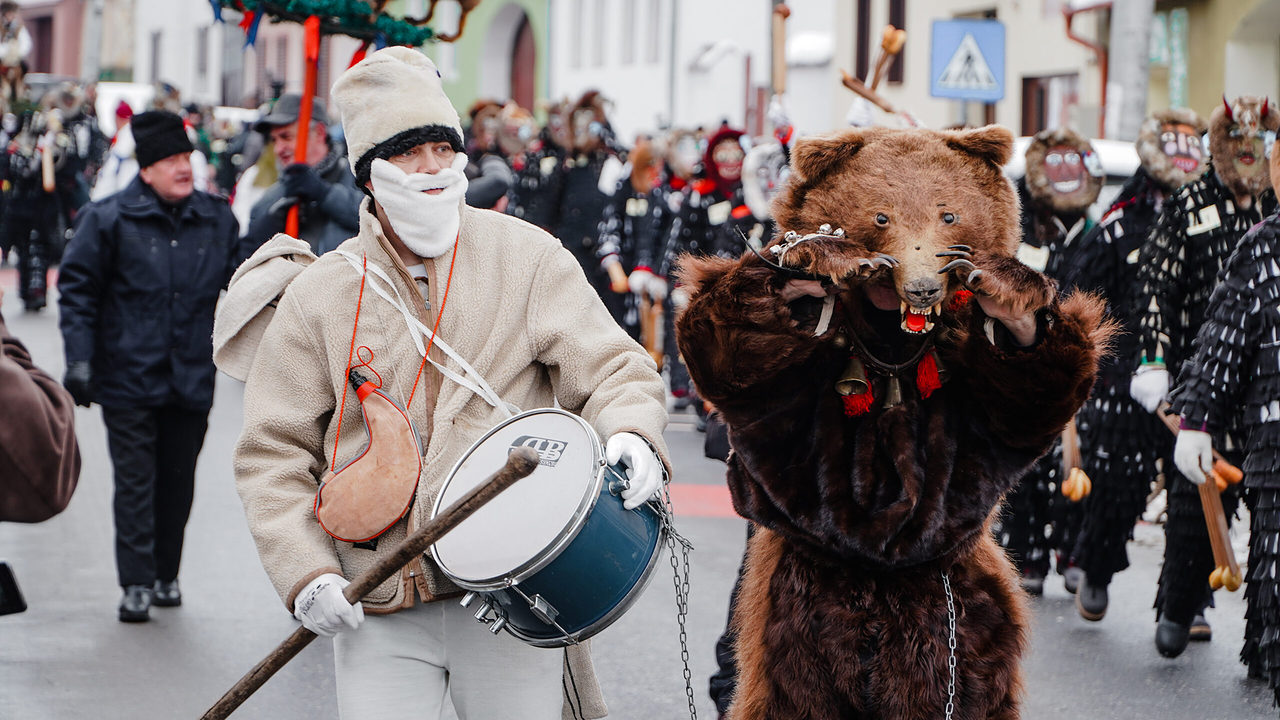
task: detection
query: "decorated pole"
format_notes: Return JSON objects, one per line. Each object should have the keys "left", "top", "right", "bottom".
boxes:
{"left": 286, "top": 14, "right": 321, "bottom": 237}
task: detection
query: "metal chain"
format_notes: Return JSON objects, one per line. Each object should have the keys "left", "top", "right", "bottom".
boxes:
{"left": 941, "top": 571, "right": 957, "bottom": 720}
{"left": 661, "top": 482, "right": 698, "bottom": 720}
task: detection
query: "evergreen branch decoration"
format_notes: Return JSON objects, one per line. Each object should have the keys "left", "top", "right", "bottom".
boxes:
{"left": 215, "top": 0, "right": 450, "bottom": 46}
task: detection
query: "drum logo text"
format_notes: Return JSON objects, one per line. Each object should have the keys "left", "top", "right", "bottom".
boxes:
{"left": 511, "top": 436, "right": 569, "bottom": 466}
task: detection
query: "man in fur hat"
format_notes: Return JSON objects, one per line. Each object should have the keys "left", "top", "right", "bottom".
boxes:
{"left": 231, "top": 47, "right": 668, "bottom": 720}
{"left": 995, "top": 127, "right": 1102, "bottom": 595}
{"left": 1130, "top": 94, "right": 1279, "bottom": 657}
{"left": 57, "top": 110, "right": 245, "bottom": 622}
{"left": 1063, "top": 108, "right": 1208, "bottom": 622}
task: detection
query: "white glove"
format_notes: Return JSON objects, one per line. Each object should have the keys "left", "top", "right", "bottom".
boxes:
{"left": 628, "top": 268, "right": 655, "bottom": 295}
{"left": 646, "top": 273, "right": 669, "bottom": 301}
{"left": 293, "top": 573, "right": 364, "bottom": 637}
{"left": 1174, "top": 429, "right": 1214, "bottom": 486}
{"left": 1129, "top": 367, "right": 1169, "bottom": 414}
{"left": 606, "top": 431, "right": 664, "bottom": 510}
{"left": 670, "top": 286, "right": 688, "bottom": 310}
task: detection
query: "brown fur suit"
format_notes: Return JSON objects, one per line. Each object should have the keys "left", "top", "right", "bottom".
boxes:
{"left": 675, "top": 126, "right": 1110, "bottom": 719}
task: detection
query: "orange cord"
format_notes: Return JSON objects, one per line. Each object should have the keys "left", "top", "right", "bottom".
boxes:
{"left": 332, "top": 254, "right": 370, "bottom": 470}
{"left": 407, "top": 234, "right": 460, "bottom": 409}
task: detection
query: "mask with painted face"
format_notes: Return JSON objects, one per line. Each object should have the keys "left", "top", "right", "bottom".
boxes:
{"left": 1209, "top": 95, "right": 1280, "bottom": 206}
{"left": 1135, "top": 108, "right": 1208, "bottom": 192}
{"left": 1024, "top": 128, "right": 1103, "bottom": 214}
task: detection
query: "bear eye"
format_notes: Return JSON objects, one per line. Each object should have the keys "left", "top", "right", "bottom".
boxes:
{"left": 942, "top": 212, "right": 956, "bottom": 224}
{"left": 874, "top": 213, "right": 889, "bottom": 226}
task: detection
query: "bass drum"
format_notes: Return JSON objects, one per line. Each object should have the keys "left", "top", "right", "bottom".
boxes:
{"left": 430, "top": 408, "right": 666, "bottom": 647}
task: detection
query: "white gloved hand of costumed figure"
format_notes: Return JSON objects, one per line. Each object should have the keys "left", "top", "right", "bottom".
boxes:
{"left": 1173, "top": 429, "right": 1214, "bottom": 486}
{"left": 294, "top": 573, "right": 365, "bottom": 637}
{"left": 629, "top": 268, "right": 655, "bottom": 296}
{"left": 606, "top": 431, "right": 664, "bottom": 510}
{"left": 1129, "top": 366, "right": 1169, "bottom": 414}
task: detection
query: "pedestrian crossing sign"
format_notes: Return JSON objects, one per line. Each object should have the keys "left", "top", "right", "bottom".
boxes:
{"left": 930, "top": 19, "right": 1005, "bottom": 102}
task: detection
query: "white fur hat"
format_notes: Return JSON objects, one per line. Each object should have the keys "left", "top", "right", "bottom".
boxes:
{"left": 331, "top": 46, "right": 464, "bottom": 183}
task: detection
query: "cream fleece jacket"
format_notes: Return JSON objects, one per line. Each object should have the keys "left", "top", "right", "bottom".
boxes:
{"left": 233, "top": 199, "right": 670, "bottom": 719}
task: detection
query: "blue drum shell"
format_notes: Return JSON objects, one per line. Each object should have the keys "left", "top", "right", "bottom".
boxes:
{"left": 487, "top": 470, "right": 665, "bottom": 647}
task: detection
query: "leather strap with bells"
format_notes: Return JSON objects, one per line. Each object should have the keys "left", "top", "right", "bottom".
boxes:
{"left": 315, "top": 369, "right": 424, "bottom": 546}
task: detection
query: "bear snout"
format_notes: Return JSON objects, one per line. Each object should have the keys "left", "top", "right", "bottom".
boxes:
{"left": 902, "top": 277, "right": 943, "bottom": 308}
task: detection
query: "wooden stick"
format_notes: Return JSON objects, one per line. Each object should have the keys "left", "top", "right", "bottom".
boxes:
{"left": 771, "top": 5, "right": 790, "bottom": 96}
{"left": 839, "top": 69, "right": 896, "bottom": 114}
{"left": 1155, "top": 402, "right": 1242, "bottom": 591}
{"left": 200, "top": 447, "right": 541, "bottom": 720}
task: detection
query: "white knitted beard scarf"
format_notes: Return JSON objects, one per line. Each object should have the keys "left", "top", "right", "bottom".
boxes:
{"left": 370, "top": 154, "right": 470, "bottom": 259}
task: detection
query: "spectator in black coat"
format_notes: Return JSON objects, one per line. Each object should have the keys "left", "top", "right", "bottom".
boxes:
{"left": 56, "top": 111, "right": 250, "bottom": 624}
{"left": 244, "top": 94, "right": 362, "bottom": 255}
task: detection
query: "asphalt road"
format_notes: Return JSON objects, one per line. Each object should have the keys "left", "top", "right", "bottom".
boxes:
{"left": 0, "top": 271, "right": 1274, "bottom": 719}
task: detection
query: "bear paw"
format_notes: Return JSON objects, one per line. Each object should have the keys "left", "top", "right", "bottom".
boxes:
{"left": 938, "top": 245, "right": 1055, "bottom": 317}
{"left": 771, "top": 226, "right": 898, "bottom": 284}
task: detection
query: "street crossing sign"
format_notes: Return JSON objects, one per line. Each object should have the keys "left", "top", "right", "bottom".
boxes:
{"left": 930, "top": 19, "right": 1005, "bottom": 102}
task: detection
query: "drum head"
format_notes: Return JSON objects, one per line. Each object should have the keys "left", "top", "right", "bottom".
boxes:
{"left": 432, "top": 409, "right": 603, "bottom": 585}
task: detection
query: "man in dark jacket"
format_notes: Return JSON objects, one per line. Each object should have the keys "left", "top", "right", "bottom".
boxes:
{"left": 244, "top": 94, "right": 362, "bottom": 255}
{"left": 57, "top": 110, "right": 249, "bottom": 623}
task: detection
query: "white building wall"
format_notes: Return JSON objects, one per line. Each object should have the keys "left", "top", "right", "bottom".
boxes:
{"left": 134, "top": 0, "right": 229, "bottom": 106}
{"left": 546, "top": 0, "right": 1104, "bottom": 142}
{"left": 875, "top": 1, "right": 1100, "bottom": 134}
{"left": 550, "top": 0, "right": 772, "bottom": 143}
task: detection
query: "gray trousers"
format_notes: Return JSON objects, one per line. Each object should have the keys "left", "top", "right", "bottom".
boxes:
{"left": 333, "top": 599, "right": 563, "bottom": 719}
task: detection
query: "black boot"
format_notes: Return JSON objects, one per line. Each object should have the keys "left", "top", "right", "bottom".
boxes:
{"left": 1189, "top": 613, "right": 1212, "bottom": 642}
{"left": 1076, "top": 575, "right": 1108, "bottom": 621}
{"left": 118, "top": 584, "right": 152, "bottom": 623}
{"left": 1155, "top": 618, "right": 1190, "bottom": 658}
{"left": 152, "top": 579, "right": 181, "bottom": 607}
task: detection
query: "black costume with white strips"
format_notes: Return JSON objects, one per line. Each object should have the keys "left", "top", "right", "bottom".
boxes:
{"left": 1133, "top": 163, "right": 1275, "bottom": 628}
{"left": 996, "top": 179, "right": 1092, "bottom": 581}
{"left": 1062, "top": 168, "right": 1175, "bottom": 588}
{"left": 1171, "top": 211, "right": 1280, "bottom": 699}
{"left": 595, "top": 176, "right": 665, "bottom": 338}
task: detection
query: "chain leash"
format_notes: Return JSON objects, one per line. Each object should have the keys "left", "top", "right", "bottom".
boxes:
{"left": 942, "top": 570, "right": 957, "bottom": 720}
{"left": 660, "top": 481, "right": 698, "bottom": 719}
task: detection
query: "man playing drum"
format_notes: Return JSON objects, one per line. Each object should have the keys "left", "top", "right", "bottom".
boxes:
{"left": 231, "top": 47, "right": 669, "bottom": 720}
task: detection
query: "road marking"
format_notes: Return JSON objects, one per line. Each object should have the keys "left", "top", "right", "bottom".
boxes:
{"left": 668, "top": 482, "right": 738, "bottom": 519}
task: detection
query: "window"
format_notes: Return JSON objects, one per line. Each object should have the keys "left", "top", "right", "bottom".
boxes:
{"left": 888, "top": 0, "right": 904, "bottom": 84}
{"left": 592, "top": 0, "right": 606, "bottom": 66}
{"left": 150, "top": 30, "right": 161, "bottom": 84}
{"left": 855, "top": 0, "right": 870, "bottom": 81}
{"left": 571, "top": 0, "right": 584, "bottom": 68}
{"left": 621, "top": 0, "right": 636, "bottom": 65}
{"left": 196, "top": 27, "right": 208, "bottom": 80}
{"left": 646, "top": 0, "right": 661, "bottom": 63}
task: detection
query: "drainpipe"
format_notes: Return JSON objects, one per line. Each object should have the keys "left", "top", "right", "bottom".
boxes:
{"left": 1062, "top": 1, "right": 1110, "bottom": 138}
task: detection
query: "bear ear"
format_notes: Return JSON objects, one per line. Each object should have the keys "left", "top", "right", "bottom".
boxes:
{"left": 943, "top": 124, "right": 1015, "bottom": 168}
{"left": 790, "top": 128, "right": 866, "bottom": 183}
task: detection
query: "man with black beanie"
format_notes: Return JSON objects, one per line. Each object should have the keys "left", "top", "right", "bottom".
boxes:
{"left": 57, "top": 110, "right": 251, "bottom": 623}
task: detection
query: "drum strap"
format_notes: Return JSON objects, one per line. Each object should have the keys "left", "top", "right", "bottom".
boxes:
{"left": 334, "top": 250, "right": 519, "bottom": 418}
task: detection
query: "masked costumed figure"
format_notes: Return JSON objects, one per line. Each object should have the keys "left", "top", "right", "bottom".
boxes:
{"left": 1130, "top": 95, "right": 1279, "bottom": 657}
{"left": 1169, "top": 136, "right": 1280, "bottom": 699}
{"left": 675, "top": 125, "right": 1109, "bottom": 720}
{"left": 659, "top": 127, "right": 765, "bottom": 414}
{"left": 507, "top": 98, "right": 568, "bottom": 231}
{"left": 596, "top": 135, "right": 664, "bottom": 340}
{"left": 5, "top": 102, "right": 87, "bottom": 311}
{"left": 995, "top": 127, "right": 1103, "bottom": 594}
{"left": 461, "top": 99, "right": 514, "bottom": 211}
{"left": 1063, "top": 108, "right": 1208, "bottom": 621}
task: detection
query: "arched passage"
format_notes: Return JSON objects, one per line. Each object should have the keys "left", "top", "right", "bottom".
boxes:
{"left": 480, "top": 3, "right": 535, "bottom": 108}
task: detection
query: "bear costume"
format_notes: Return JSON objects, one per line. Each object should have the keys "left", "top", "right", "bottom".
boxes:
{"left": 675, "top": 125, "right": 1110, "bottom": 719}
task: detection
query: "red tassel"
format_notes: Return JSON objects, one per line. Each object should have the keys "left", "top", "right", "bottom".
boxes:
{"left": 917, "top": 351, "right": 941, "bottom": 399}
{"left": 349, "top": 42, "right": 369, "bottom": 68}
{"left": 948, "top": 289, "right": 973, "bottom": 312}
{"left": 842, "top": 387, "right": 875, "bottom": 417}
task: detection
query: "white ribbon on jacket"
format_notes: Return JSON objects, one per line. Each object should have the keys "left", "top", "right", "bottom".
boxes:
{"left": 334, "top": 249, "right": 519, "bottom": 418}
